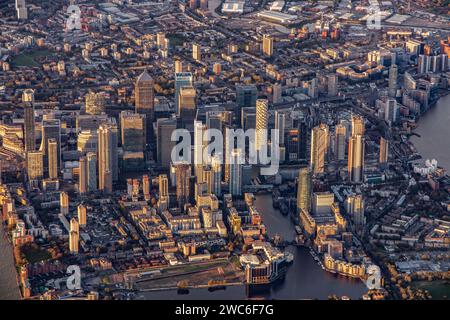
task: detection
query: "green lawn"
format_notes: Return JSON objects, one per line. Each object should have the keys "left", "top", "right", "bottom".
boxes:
{"left": 11, "top": 49, "right": 53, "bottom": 67}
{"left": 21, "top": 245, "right": 52, "bottom": 264}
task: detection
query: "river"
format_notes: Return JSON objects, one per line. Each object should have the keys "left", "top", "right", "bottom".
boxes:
{"left": 0, "top": 224, "right": 20, "bottom": 300}
{"left": 410, "top": 94, "right": 450, "bottom": 170}
{"left": 138, "top": 194, "right": 368, "bottom": 300}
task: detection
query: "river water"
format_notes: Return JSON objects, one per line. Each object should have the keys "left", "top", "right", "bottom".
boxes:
{"left": 139, "top": 194, "right": 368, "bottom": 300}
{"left": 410, "top": 94, "right": 450, "bottom": 170}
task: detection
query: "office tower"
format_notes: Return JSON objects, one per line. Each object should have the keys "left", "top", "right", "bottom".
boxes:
{"left": 379, "top": 137, "right": 389, "bottom": 165}
{"left": 384, "top": 98, "right": 398, "bottom": 126}
{"left": 346, "top": 194, "right": 365, "bottom": 233}
{"left": 79, "top": 156, "right": 88, "bottom": 194}
{"left": 40, "top": 119, "right": 61, "bottom": 172}
{"left": 202, "top": 167, "right": 214, "bottom": 194}
{"left": 327, "top": 74, "right": 338, "bottom": 96}
{"left": 255, "top": 99, "right": 269, "bottom": 151}
{"left": 236, "top": 84, "right": 257, "bottom": 109}
{"left": 98, "top": 122, "right": 118, "bottom": 192}
{"left": 142, "top": 175, "right": 151, "bottom": 200}
{"left": 174, "top": 60, "right": 183, "bottom": 73}
{"left": 77, "top": 130, "right": 97, "bottom": 154}
{"left": 85, "top": 91, "right": 105, "bottom": 115}
{"left": 120, "top": 111, "right": 146, "bottom": 152}
{"left": 16, "top": 0, "right": 27, "bottom": 20}
{"left": 229, "top": 149, "right": 242, "bottom": 196}
{"left": 211, "top": 155, "right": 222, "bottom": 196}
{"left": 194, "top": 121, "right": 207, "bottom": 182}
{"left": 60, "top": 191, "right": 69, "bottom": 215}
{"left": 175, "top": 163, "right": 191, "bottom": 209}
{"left": 23, "top": 89, "right": 35, "bottom": 152}
{"left": 335, "top": 123, "right": 346, "bottom": 161}
{"left": 86, "top": 152, "right": 97, "bottom": 192}
{"left": 192, "top": 43, "right": 201, "bottom": 61}
{"left": 404, "top": 72, "right": 417, "bottom": 90}
{"left": 206, "top": 112, "right": 223, "bottom": 133}
{"left": 351, "top": 115, "right": 365, "bottom": 136}
{"left": 77, "top": 204, "right": 87, "bottom": 227}
{"left": 348, "top": 116, "right": 365, "bottom": 183}
{"left": 48, "top": 138, "right": 59, "bottom": 179}
{"left": 69, "top": 218, "right": 79, "bottom": 255}
{"left": 297, "top": 120, "right": 308, "bottom": 160}
{"left": 296, "top": 167, "right": 311, "bottom": 213}
{"left": 272, "top": 83, "right": 282, "bottom": 104}
{"left": 175, "top": 72, "right": 193, "bottom": 114}
{"left": 275, "top": 111, "right": 285, "bottom": 147}
{"left": 388, "top": 64, "right": 398, "bottom": 98}
{"left": 178, "top": 86, "right": 197, "bottom": 125}
{"left": 156, "top": 118, "right": 177, "bottom": 168}
{"left": 312, "top": 192, "right": 334, "bottom": 215}
{"left": 135, "top": 70, "right": 155, "bottom": 122}
{"left": 27, "top": 151, "right": 43, "bottom": 182}
{"left": 241, "top": 107, "right": 256, "bottom": 131}
{"left": 159, "top": 174, "right": 169, "bottom": 198}
{"left": 262, "top": 34, "right": 273, "bottom": 57}
{"left": 310, "top": 124, "right": 329, "bottom": 174}
{"left": 308, "top": 78, "right": 319, "bottom": 99}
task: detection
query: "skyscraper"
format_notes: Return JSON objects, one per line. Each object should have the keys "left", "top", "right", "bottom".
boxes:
{"left": 275, "top": 111, "right": 285, "bottom": 146}
{"left": 327, "top": 74, "right": 338, "bottom": 97}
{"left": 262, "top": 34, "right": 273, "bottom": 57}
{"left": 194, "top": 121, "right": 207, "bottom": 182}
{"left": 159, "top": 174, "right": 169, "bottom": 198}
{"left": 23, "top": 89, "right": 35, "bottom": 152}
{"left": 174, "top": 60, "right": 183, "bottom": 73}
{"left": 27, "top": 151, "right": 43, "bottom": 183}
{"left": 16, "top": 0, "right": 27, "bottom": 20}
{"left": 272, "top": 83, "right": 282, "bottom": 104}
{"left": 388, "top": 64, "right": 398, "bottom": 98}
{"left": 335, "top": 123, "right": 346, "bottom": 162}
{"left": 98, "top": 122, "right": 118, "bottom": 192}
{"left": 310, "top": 124, "right": 329, "bottom": 174}
{"left": 77, "top": 204, "right": 87, "bottom": 227}
{"left": 175, "top": 162, "right": 191, "bottom": 209}
{"left": 348, "top": 116, "right": 365, "bottom": 183}
{"left": 60, "top": 191, "right": 69, "bottom": 215}
{"left": 156, "top": 118, "right": 177, "bottom": 168}
{"left": 40, "top": 119, "right": 61, "bottom": 173}
{"left": 236, "top": 84, "right": 257, "bottom": 110}
{"left": 255, "top": 99, "right": 269, "bottom": 151}
{"left": 296, "top": 167, "right": 312, "bottom": 213}
{"left": 77, "top": 130, "right": 98, "bottom": 154}
{"left": 192, "top": 43, "right": 201, "bottom": 61}
{"left": 178, "top": 86, "right": 197, "bottom": 125}
{"left": 175, "top": 72, "right": 193, "bottom": 114}
{"left": 229, "top": 149, "right": 242, "bottom": 196}
{"left": 86, "top": 152, "right": 97, "bottom": 192}
{"left": 48, "top": 138, "right": 59, "bottom": 180}
{"left": 85, "top": 91, "right": 105, "bottom": 115}
{"left": 79, "top": 156, "right": 88, "bottom": 194}
{"left": 379, "top": 137, "right": 389, "bottom": 165}
{"left": 120, "top": 111, "right": 146, "bottom": 152}
{"left": 211, "top": 155, "right": 222, "bottom": 197}
{"left": 135, "top": 71, "right": 155, "bottom": 122}
{"left": 69, "top": 218, "right": 79, "bottom": 254}
{"left": 346, "top": 194, "right": 365, "bottom": 233}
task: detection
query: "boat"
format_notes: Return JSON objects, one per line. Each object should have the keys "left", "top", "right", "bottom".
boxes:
{"left": 294, "top": 226, "right": 302, "bottom": 235}
{"left": 284, "top": 252, "right": 294, "bottom": 263}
